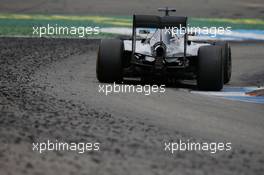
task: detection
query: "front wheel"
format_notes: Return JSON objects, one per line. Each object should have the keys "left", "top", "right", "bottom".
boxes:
{"left": 197, "top": 45, "right": 224, "bottom": 91}
{"left": 96, "top": 39, "right": 123, "bottom": 83}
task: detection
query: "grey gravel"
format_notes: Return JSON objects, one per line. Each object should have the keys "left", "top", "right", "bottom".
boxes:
{"left": 0, "top": 38, "right": 264, "bottom": 175}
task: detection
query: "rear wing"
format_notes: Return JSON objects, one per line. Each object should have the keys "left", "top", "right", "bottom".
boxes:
{"left": 133, "top": 15, "right": 187, "bottom": 28}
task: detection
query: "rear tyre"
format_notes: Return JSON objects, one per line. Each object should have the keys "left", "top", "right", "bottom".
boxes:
{"left": 215, "top": 41, "right": 232, "bottom": 84}
{"left": 226, "top": 46, "right": 232, "bottom": 83}
{"left": 197, "top": 45, "right": 223, "bottom": 91}
{"left": 96, "top": 39, "right": 123, "bottom": 83}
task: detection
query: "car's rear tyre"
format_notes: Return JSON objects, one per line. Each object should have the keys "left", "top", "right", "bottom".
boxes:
{"left": 215, "top": 41, "right": 232, "bottom": 84}
{"left": 226, "top": 46, "right": 232, "bottom": 83}
{"left": 197, "top": 45, "right": 223, "bottom": 91}
{"left": 96, "top": 39, "right": 123, "bottom": 83}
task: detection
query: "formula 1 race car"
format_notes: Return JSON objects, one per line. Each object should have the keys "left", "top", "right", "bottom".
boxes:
{"left": 96, "top": 7, "right": 231, "bottom": 91}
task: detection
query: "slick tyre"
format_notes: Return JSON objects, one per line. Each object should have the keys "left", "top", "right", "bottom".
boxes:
{"left": 96, "top": 39, "right": 123, "bottom": 83}
{"left": 197, "top": 45, "right": 224, "bottom": 91}
{"left": 215, "top": 41, "right": 232, "bottom": 84}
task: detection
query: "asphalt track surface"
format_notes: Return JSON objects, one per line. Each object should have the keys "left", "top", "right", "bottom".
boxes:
{"left": 1, "top": 0, "right": 264, "bottom": 18}
{"left": 0, "top": 38, "right": 264, "bottom": 175}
